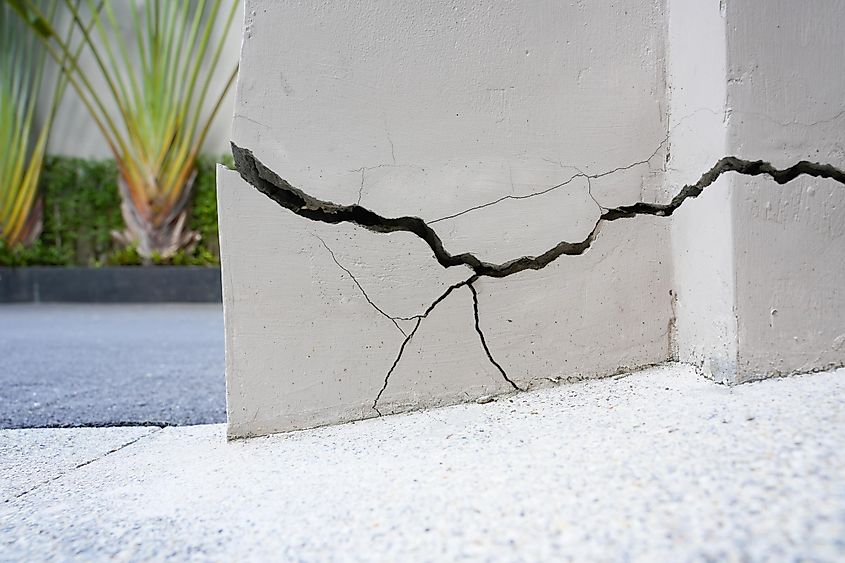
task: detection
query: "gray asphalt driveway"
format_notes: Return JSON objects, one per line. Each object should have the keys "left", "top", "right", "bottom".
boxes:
{"left": 0, "top": 304, "right": 225, "bottom": 428}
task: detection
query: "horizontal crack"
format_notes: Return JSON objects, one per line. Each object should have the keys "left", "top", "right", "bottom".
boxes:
{"left": 233, "top": 143, "right": 845, "bottom": 408}
{"left": 233, "top": 143, "right": 845, "bottom": 281}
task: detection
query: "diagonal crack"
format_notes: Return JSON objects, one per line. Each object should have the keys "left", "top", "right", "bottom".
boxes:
{"left": 372, "top": 276, "right": 476, "bottom": 415}
{"left": 10, "top": 428, "right": 161, "bottom": 501}
{"left": 233, "top": 143, "right": 845, "bottom": 281}
{"left": 315, "top": 235, "right": 409, "bottom": 336}
{"left": 468, "top": 281, "right": 521, "bottom": 391}
{"left": 232, "top": 142, "right": 845, "bottom": 409}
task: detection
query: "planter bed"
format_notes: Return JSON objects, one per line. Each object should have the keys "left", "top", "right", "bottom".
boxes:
{"left": 0, "top": 266, "right": 221, "bottom": 303}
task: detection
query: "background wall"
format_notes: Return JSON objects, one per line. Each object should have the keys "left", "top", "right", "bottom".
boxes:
{"left": 38, "top": 0, "right": 242, "bottom": 158}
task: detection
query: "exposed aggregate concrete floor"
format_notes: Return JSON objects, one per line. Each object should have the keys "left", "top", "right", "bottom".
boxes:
{"left": 1, "top": 364, "right": 843, "bottom": 561}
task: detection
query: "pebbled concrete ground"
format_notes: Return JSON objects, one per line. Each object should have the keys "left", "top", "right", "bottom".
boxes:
{"left": 0, "top": 304, "right": 225, "bottom": 428}
{"left": 2, "top": 364, "right": 843, "bottom": 561}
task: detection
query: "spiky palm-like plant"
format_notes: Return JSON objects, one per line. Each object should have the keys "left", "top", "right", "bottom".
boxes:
{"left": 0, "top": 1, "right": 58, "bottom": 247}
{"left": 9, "top": 0, "right": 239, "bottom": 260}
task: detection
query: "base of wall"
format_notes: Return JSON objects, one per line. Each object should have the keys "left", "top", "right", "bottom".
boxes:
{"left": 0, "top": 267, "right": 222, "bottom": 303}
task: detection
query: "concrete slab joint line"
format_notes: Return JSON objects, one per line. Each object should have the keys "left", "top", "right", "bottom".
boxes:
{"left": 11, "top": 428, "right": 161, "bottom": 500}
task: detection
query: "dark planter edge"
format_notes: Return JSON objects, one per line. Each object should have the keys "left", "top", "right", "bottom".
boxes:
{"left": 0, "top": 266, "right": 222, "bottom": 303}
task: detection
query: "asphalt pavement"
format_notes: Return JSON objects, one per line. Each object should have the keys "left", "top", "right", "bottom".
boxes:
{"left": 0, "top": 304, "right": 225, "bottom": 428}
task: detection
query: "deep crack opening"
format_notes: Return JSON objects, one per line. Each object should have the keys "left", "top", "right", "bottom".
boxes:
{"left": 233, "top": 143, "right": 845, "bottom": 282}
{"left": 232, "top": 142, "right": 845, "bottom": 412}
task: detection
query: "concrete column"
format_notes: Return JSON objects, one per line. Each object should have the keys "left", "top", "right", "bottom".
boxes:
{"left": 669, "top": 0, "right": 845, "bottom": 383}
{"left": 220, "top": 0, "right": 671, "bottom": 437}
{"left": 667, "top": 0, "right": 737, "bottom": 382}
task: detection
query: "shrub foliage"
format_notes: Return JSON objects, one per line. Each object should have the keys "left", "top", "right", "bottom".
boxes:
{"left": 0, "top": 154, "right": 230, "bottom": 266}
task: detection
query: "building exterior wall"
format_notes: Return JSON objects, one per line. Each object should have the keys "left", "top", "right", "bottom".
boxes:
{"left": 221, "top": 0, "right": 672, "bottom": 437}
{"left": 726, "top": 0, "right": 845, "bottom": 380}
{"left": 219, "top": 0, "right": 845, "bottom": 436}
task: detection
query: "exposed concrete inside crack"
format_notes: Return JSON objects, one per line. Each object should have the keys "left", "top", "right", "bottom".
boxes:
{"left": 231, "top": 145, "right": 845, "bottom": 412}
{"left": 233, "top": 143, "right": 845, "bottom": 281}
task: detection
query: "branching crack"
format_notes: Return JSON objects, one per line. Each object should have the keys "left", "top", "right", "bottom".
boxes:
{"left": 232, "top": 142, "right": 845, "bottom": 410}
{"left": 430, "top": 139, "right": 665, "bottom": 224}
{"left": 233, "top": 143, "right": 845, "bottom": 282}
{"left": 371, "top": 276, "right": 476, "bottom": 415}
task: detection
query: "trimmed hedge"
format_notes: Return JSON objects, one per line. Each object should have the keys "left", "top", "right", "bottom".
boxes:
{"left": 0, "top": 154, "right": 232, "bottom": 267}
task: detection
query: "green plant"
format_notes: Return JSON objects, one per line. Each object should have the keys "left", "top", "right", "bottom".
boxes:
{"left": 38, "top": 155, "right": 121, "bottom": 264}
{"left": 0, "top": 154, "right": 226, "bottom": 266}
{"left": 10, "top": 0, "right": 239, "bottom": 261}
{"left": 0, "top": 1, "right": 57, "bottom": 247}
{"left": 0, "top": 239, "right": 66, "bottom": 266}
{"left": 191, "top": 153, "right": 232, "bottom": 257}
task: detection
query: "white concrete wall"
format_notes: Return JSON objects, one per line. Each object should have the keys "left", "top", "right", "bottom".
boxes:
{"left": 725, "top": 0, "right": 845, "bottom": 380}
{"left": 221, "top": 0, "right": 671, "bottom": 436}
{"left": 40, "top": 1, "right": 241, "bottom": 157}
{"left": 668, "top": 0, "right": 845, "bottom": 383}
{"left": 220, "top": 0, "right": 845, "bottom": 436}
{"left": 667, "top": 0, "right": 737, "bottom": 382}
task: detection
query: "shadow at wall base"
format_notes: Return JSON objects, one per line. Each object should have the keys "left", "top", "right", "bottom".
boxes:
{"left": 0, "top": 267, "right": 222, "bottom": 303}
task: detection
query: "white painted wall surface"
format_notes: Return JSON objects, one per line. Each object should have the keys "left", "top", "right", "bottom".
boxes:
{"left": 725, "top": 0, "right": 845, "bottom": 380}
{"left": 219, "top": 0, "right": 845, "bottom": 436}
{"left": 667, "top": 0, "right": 737, "bottom": 382}
{"left": 222, "top": 0, "right": 671, "bottom": 436}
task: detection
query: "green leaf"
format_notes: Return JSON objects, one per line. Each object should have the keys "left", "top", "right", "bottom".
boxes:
{"left": 5, "top": 0, "right": 54, "bottom": 38}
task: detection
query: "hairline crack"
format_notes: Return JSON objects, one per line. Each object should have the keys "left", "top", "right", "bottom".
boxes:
{"left": 232, "top": 142, "right": 845, "bottom": 411}
{"left": 315, "top": 235, "right": 409, "bottom": 336}
{"left": 371, "top": 276, "right": 476, "bottom": 415}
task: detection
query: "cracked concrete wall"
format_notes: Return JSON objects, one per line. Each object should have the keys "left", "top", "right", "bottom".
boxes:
{"left": 668, "top": 0, "right": 845, "bottom": 383}
{"left": 220, "top": 0, "right": 671, "bottom": 436}
{"left": 219, "top": 0, "right": 845, "bottom": 436}
{"left": 726, "top": 0, "right": 845, "bottom": 380}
